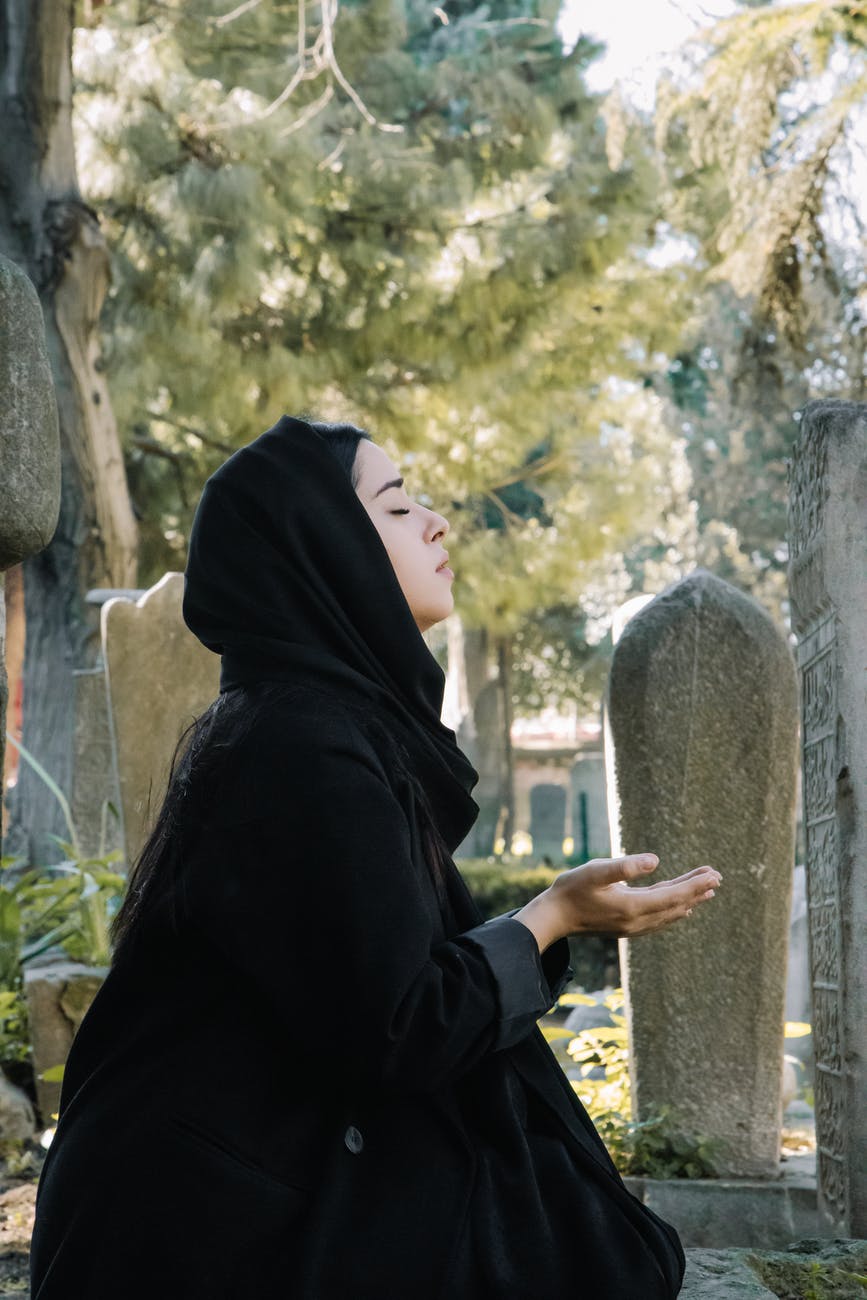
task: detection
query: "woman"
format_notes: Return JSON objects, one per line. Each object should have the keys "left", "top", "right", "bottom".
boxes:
{"left": 29, "top": 414, "right": 721, "bottom": 1298}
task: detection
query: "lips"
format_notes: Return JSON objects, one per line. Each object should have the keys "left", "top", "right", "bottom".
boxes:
{"left": 436, "top": 554, "right": 449, "bottom": 571}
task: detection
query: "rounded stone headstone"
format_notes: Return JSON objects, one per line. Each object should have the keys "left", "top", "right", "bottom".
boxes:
{"left": 102, "top": 573, "right": 221, "bottom": 870}
{"left": 0, "top": 255, "right": 61, "bottom": 570}
{"left": 529, "top": 782, "right": 566, "bottom": 857}
{"left": 608, "top": 569, "right": 799, "bottom": 1177}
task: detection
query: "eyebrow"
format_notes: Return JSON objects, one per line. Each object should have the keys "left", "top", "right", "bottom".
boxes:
{"left": 373, "top": 476, "right": 404, "bottom": 498}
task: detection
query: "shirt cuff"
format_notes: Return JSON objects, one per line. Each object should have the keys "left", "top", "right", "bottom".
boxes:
{"left": 460, "top": 908, "right": 573, "bottom": 1052}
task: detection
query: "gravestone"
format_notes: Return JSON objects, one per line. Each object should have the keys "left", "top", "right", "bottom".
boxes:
{"left": 23, "top": 958, "right": 108, "bottom": 1127}
{"left": 788, "top": 398, "right": 867, "bottom": 1236}
{"left": 607, "top": 569, "right": 799, "bottom": 1177}
{"left": 102, "top": 573, "right": 220, "bottom": 871}
{"left": 529, "top": 782, "right": 566, "bottom": 858}
{"left": 0, "top": 254, "right": 61, "bottom": 853}
{"left": 570, "top": 756, "right": 610, "bottom": 860}
{"left": 0, "top": 256, "right": 61, "bottom": 573}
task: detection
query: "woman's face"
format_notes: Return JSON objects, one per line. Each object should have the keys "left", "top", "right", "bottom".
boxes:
{"left": 354, "top": 439, "right": 454, "bottom": 634}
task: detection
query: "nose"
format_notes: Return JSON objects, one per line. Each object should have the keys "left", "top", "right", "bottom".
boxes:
{"left": 429, "top": 510, "right": 449, "bottom": 541}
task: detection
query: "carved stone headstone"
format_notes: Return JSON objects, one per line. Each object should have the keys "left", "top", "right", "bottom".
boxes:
{"left": 529, "top": 782, "right": 566, "bottom": 858}
{"left": 608, "top": 570, "right": 799, "bottom": 1177}
{"left": 0, "top": 255, "right": 61, "bottom": 854}
{"left": 102, "top": 573, "right": 220, "bottom": 871}
{"left": 788, "top": 398, "right": 867, "bottom": 1236}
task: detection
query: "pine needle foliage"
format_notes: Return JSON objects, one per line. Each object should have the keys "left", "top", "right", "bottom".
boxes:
{"left": 72, "top": 0, "right": 694, "bottom": 657}
{"left": 655, "top": 0, "right": 867, "bottom": 362}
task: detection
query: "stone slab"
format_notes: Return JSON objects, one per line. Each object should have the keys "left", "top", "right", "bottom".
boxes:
{"left": 0, "top": 255, "right": 60, "bottom": 570}
{"left": 22, "top": 959, "right": 108, "bottom": 1128}
{"left": 101, "top": 572, "right": 220, "bottom": 871}
{"left": 608, "top": 570, "right": 800, "bottom": 1177}
{"left": 787, "top": 397, "right": 867, "bottom": 1236}
{"left": 680, "top": 1250, "right": 777, "bottom": 1299}
{"left": 625, "top": 1157, "right": 823, "bottom": 1250}
{"left": 681, "top": 1239, "right": 867, "bottom": 1300}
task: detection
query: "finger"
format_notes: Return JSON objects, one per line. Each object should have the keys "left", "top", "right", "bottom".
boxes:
{"left": 585, "top": 853, "right": 659, "bottom": 887}
{"left": 642, "top": 866, "right": 721, "bottom": 891}
{"left": 630, "top": 875, "right": 718, "bottom": 917}
{"left": 632, "top": 891, "right": 711, "bottom": 935}
{"left": 640, "top": 868, "right": 719, "bottom": 892}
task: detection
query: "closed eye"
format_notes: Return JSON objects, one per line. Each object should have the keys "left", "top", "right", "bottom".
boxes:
{"left": 390, "top": 508, "right": 410, "bottom": 515}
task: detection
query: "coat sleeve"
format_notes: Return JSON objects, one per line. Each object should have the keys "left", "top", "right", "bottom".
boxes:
{"left": 182, "top": 707, "right": 572, "bottom": 1093}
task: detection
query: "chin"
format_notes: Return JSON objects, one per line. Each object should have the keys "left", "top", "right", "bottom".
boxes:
{"left": 417, "top": 595, "right": 454, "bottom": 633}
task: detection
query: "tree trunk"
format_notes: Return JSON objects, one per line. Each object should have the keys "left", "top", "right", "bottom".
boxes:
{"left": 0, "top": 0, "right": 137, "bottom": 864}
{"left": 495, "top": 634, "right": 515, "bottom": 853}
{"left": 0, "top": 573, "right": 6, "bottom": 846}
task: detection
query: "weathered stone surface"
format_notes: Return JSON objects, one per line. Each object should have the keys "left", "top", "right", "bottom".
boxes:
{"left": 0, "top": 1074, "right": 36, "bottom": 1144}
{"left": 608, "top": 569, "right": 799, "bottom": 1177}
{"left": 102, "top": 573, "right": 220, "bottom": 870}
{"left": 0, "top": 257, "right": 61, "bottom": 859}
{"left": 787, "top": 398, "right": 867, "bottom": 1237}
{"left": 627, "top": 1154, "right": 822, "bottom": 1250}
{"left": 1, "top": 575, "right": 6, "bottom": 847}
{"left": 22, "top": 959, "right": 107, "bottom": 1127}
{"left": 679, "top": 1250, "right": 776, "bottom": 1299}
{"left": 0, "top": 256, "right": 60, "bottom": 571}
{"left": 681, "top": 1239, "right": 867, "bottom": 1299}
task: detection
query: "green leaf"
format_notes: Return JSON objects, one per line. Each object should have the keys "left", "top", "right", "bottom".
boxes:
{"left": 540, "top": 1025, "right": 577, "bottom": 1043}
{"left": 45, "top": 834, "right": 78, "bottom": 858}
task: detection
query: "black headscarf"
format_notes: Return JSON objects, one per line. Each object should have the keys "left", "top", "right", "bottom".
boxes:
{"left": 182, "top": 413, "right": 479, "bottom": 856}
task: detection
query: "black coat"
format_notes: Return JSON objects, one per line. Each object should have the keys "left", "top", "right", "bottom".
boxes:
{"left": 30, "top": 684, "right": 685, "bottom": 1299}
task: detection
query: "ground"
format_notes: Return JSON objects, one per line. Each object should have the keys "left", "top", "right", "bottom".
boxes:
{"left": 0, "top": 1173, "right": 35, "bottom": 1295}
{"left": 2, "top": 1145, "right": 865, "bottom": 1298}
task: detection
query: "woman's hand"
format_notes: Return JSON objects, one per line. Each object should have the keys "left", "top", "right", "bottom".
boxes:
{"left": 514, "top": 854, "right": 722, "bottom": 951}
{"left": 551, "top": 852, "right": 721, "bottom": 937}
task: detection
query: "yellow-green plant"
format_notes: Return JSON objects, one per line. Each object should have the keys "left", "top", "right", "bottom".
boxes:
{"left": 0, "top": 734, "right": 126, "bottom": 1069}
{"left": 542, "top": 989, "right": 723, "bottom": 1178}
{"left": 4, "top": 732, "right": 125, "bottom": 968}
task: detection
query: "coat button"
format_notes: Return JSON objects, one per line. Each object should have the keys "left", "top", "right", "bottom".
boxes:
{"left": 344, "top": 1124, "right": 364, "bottom": 1154}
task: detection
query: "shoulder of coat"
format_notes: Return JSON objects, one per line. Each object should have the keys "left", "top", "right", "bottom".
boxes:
{"left": 233, "top": 683, "right": 393, "bottom": 774}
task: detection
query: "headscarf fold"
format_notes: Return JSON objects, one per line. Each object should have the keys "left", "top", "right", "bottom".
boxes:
{"left": 182, "top": 414, "right": 479, "bottom": 853}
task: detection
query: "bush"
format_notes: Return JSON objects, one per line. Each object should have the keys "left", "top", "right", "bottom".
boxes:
{"left": 456, "top": 857, "right": 620, "bottom": 991}
{"left": 455, "top": 858, "right": 560, "bottom": 917}
{"left": 541, "top": 988, "right": 724, "bottom": 1179}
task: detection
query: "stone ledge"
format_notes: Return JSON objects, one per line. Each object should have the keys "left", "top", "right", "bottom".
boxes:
{"left": 680, "top": 1239, "right": 867, "bottom": 1299}
{"left": 625, "top": 1155, "right": 826, "bottom": 1250}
